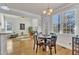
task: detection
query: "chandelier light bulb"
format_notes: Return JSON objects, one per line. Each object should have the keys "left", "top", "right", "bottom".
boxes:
{"left": 42, "top": 5, "right": 53, "bottom": 16}
{"left": 49, "top": 8, "right": 53, "bottom": 13}
{"left": 43, "top": 10, "right": 46, "bottom": 14}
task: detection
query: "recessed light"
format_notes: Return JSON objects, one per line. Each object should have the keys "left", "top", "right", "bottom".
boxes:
{"left": 0, "top": 6, "right": 10, "bottom": 10}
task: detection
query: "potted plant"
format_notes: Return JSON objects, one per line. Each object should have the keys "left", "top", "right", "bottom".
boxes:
{"left": 28, "top": 26, "right": 33, "bottom": 36}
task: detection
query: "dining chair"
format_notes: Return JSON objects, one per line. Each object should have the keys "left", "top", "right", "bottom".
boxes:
{"left": 33, "top": 31, "right": 38, "bottom": 50}
{"left": 47, "top": 35, "right": 57, "bottom": 55}
{"left": 72, "top": 36, "right": 79, "bottom": 55}
{"left": 33, "top": 32, "right": 44, "bottom": 53}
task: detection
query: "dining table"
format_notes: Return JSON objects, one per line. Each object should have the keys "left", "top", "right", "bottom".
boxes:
{"left": 38, "top": 35, "right": 51, "bottom": 51}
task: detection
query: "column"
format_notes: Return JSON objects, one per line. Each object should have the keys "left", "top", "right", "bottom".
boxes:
{"left": 0, "top": 33, "right": 10, "bottom": 55}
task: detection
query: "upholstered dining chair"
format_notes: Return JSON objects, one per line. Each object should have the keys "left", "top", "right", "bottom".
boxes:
{"left": 33, "top": 32, "right": 44, "bottom": 53}
{"left": 46, "top": 35, "right": 57, "bottom": 55}
{"left": 72, "top": 35, "right": 79, "bottom": 55}
{"left": 33, "top": 31, "right": 38, "bottom": 50}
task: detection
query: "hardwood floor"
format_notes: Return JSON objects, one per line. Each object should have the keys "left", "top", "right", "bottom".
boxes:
{"left": 7, "top": 38, "right": 72, "bottom": 55}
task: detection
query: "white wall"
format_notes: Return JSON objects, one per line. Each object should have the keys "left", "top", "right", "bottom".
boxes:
{"left": 4, "top": 14, "right": 32, "bottom": 35}
{"left": 0, "top": 14, "right": 5, "bottom": 32}
{"left": 57, "top": 34, "right": 74, "bottom": 50}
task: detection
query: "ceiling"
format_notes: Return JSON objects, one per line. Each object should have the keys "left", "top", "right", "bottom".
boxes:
{"left": 0, "top": 3, "right": 69, "bottom": 16}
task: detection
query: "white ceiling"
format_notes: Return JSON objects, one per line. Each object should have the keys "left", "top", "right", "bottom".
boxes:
{"left": 0, "top": 3, "right": 69, "bottom": 15}
{"left": 0, "top": 3, "right": 70, "bottom": 18}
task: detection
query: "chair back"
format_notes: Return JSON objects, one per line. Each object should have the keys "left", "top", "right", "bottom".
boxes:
{"left": 51, "top": 35, "right": 57, "bottom": 45}
{"left": 33, "top": 31, "right": 38, "bottom": 44}
{"left": 72, "top": 36, "right": 79, "bottom": 55}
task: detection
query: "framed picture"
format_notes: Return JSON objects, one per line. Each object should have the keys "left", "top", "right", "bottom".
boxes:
{"left": 20, "top": 23, "right": 25, "bottom": 30}
{"left": 7, "top": 23, "right": 12, "bottom": 31}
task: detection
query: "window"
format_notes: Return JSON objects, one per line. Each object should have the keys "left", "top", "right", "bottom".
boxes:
{"left": 63, "top": 10, "right": 75, "bottom": 34}
{"left": 52, "top": 14, "right": 60, "bottom": 33}
{"left": 32, "top": 19, "right": 38, "bottom": 31}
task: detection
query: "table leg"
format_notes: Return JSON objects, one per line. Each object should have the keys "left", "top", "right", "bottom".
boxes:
{"left": 43, "top": 38, "right": 47, "bottom": 51}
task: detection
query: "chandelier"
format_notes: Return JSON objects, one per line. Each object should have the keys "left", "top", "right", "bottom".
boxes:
{"left": 43, "top": 4, "right": 53, "bottom": 16}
